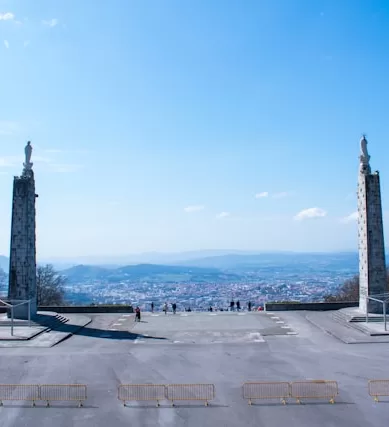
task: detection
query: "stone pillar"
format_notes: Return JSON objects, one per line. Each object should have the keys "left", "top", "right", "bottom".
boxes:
{"left": 357, "top": 137, "right": 387, "bottom": 314}
{"left": 8, "top": 143, "right": 37, "bottom": 319}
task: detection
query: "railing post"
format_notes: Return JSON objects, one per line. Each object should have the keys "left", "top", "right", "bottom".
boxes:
{"left": 366, "top": 297, "right": 368, "bottom": 324}
{"left": 384, "top": 302, "right": 387, "bottom": 332}
{"left": 28, "top": 300, "right": 31, "bottom": 327}
{"left": 11, "top": 306, "right": 14, "bottom": 336}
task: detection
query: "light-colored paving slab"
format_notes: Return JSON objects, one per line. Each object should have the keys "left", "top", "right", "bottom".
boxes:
{"left": 0, "top": 314, "right": 91, "bottom": 348}
{"left": 0, "top": 326, "right": 46, "bottom": 340}
{"left": 0, "top": 311, "right": 388, "bottom": 427}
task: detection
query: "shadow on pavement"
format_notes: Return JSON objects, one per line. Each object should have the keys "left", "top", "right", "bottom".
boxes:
{"left": 35, "top": 314, "right": 167, "bottom": 342}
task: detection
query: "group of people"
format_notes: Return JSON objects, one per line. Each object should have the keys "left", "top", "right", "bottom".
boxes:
{"left": 150, "top": 301, "right": 178, "bottom": 314}
{"left": 133, "top": 300, "right": 259, "bottom": 320}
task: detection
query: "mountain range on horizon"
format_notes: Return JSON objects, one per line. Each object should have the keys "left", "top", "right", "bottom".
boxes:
{"left": 1, "top": 250, "right": 389, "bottom": 278}
{"left": 0, "top": 250, "right": 364, "bottom": 272}
{"left": 0, "top": 250, "right": 369, "bottom": 274}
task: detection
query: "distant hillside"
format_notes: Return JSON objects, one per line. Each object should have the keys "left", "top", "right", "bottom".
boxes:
{"left": 177, "top": 252, "right": 362, "bottom": 272}
{"left": 61, "top": 263, "right": 238, "bottom": 283}
{"left": 116, "top": 263, "right": 219, "bottom": 275}
{"left": 60, "top": 265, "right": 110, "bottom": 281}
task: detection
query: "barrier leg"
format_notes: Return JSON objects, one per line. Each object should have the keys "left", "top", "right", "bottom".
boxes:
{"left": 0, "top": 400, "right": 3, "bottom": 406}
{"left": 281, "top": 398, "right": 286, "bottom": 405}
{"left": 171, "top": 400, "right": 175, "bottom": 407}
{"left": 156, "top": 400, "right": 160, "bottom": 408}
{"left": 248, "top": 398, "right": 252, "bottom": 406}
{"left": 79, "top": 400, "right": 83, "bottom": 408}
{"left": 123, "top": 400, "right": 127, "bottom": 407}
{"left": 32, "top": 400, "right": 36, "bottom": 407}
{"left": 329, "top": 398, "right": 335, "bottom": 404}
{"left": 46, "top": 400, "right": 50, "bottom": 407}
{"left": 296, "top": 398, "right": 301, "bottom": 404}
{"left": 374, "top": 396, "right": 379, "bottom": 402}
{"left": 205, "top": 400, "right": 208, "bottom": 407}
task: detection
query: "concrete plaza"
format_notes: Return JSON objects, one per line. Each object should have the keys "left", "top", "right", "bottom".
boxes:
{"left": 0, "top": 310, "right": 388, "bottom": 427}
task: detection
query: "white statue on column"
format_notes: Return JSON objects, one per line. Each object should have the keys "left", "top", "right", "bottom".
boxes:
{"left": 359, "top": 135, "right": 370, "bottom": 174}
{"left": 23, "top": 141, "right": 33, "bottom": 171}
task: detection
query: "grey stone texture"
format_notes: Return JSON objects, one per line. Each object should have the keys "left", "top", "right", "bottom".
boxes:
{"left": 358, "top": 170, "right": 387, "bottom": 313}
{"left": 8, "top": 167, "right": 37, "bottom": 319}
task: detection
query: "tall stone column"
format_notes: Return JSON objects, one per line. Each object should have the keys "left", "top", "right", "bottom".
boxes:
{"left": 357, "top": 136, "right": 387, "bottom": 314}
{"left": 8, "top": 142, "right": 37, "bottom": 319}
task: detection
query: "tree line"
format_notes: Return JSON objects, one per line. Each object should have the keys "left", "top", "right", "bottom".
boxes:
{"left": 324, "top": 270, "right": 389, "bottom": 302}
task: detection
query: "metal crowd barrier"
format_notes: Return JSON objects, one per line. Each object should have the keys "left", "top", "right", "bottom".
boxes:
{"left": 118, "top": 384, "right": 166, "bottom": 407}
{"left": 290, "top": 380, "right": 338, "bottom": 404}
{"left": 118, "top": 383, "right": 215, "bottom": 407}
{"left": 242, "top": 382, "right": 290, "bottom": 405}
{"left": 368, "top": 379, "right": 389, "bottom": 402}
{"left": 242, "top": 380, "right": 338, "bottom": 404}
{"left": 0, "top": 384, "right": 40, "bottom": 407}
{"left": 39, "top": 384, "right": 87, "bottom": 407}
{"left": 166, "top": 384, "right": 215, "bottom": 407}
{"left": 0, "top": 384, "right": 87, "bottom": 407}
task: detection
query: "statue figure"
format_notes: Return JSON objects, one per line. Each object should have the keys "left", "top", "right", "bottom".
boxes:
{"left": 25, "top": 141, "right": 32, "bottom": 164}
{"left": 359, "top": 135, "right": 371, "bottom": 174}
{"left": 360, "top": 135, "right": 369, "bottom": 159}
{"left": 23, "top": 141, "right": 33, "bottom": 172}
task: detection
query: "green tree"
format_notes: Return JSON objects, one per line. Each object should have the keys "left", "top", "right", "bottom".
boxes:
{"left": 36, "top": 264, "right": 66, "bottom": 306}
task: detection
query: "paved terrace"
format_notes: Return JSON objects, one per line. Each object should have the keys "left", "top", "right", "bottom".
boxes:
{"left": 0, "top": 310, "right": 388, "bottom": 427}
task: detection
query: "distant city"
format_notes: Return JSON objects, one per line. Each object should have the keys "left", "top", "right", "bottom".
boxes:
{"left": 0, "top": 252, "right": 369, "bottom": 310}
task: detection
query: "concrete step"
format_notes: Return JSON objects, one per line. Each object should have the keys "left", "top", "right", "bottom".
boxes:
{"left": 333, "top": 311, "right": 385, "bottom": 323}
{"left": 0, "top": 314, "right": 69, "bottom": 329}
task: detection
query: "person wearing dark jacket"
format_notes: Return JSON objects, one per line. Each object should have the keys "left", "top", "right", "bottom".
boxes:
{"left": 135, "top": 306, "right": 141, "bottom": 322}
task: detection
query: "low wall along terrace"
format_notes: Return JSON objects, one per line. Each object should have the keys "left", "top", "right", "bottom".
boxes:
{"left": 264, "top": 301, "right": 358, "bottom": 311}
{"left": 38, "top": 305, "right": 134, "bottom": 314}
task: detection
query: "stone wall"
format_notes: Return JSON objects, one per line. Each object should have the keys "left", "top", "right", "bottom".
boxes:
{"left": 38, "top": 305, "right": 134, "bottom": 314}
{"left": 265, "top": 301, "right": 359, "bottom": 311}
{"left": 8, "top": 171, "right": 37, "bottom": 318}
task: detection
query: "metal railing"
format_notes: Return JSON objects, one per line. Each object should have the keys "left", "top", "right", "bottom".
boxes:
{"left": 118, "top": 384, "right": 166, "bottom": 407}
{"left": 242, "top": 382, "right": 290, "bottom": 405}
{"left": 166, "top": 384, "right": 215, "bottom": 407}
{"left": 39, "top": 384, "right": 87, "bottom": 407}
{"left": 0, "top": 298, "right": 32, "bottom": 336}
{"left": 0, "top": 384, "right": 87, "bottom": 407}
{"left": 118, "top": 383, "right": 215, "bottom": 407}
{"left": 290, "top": 380, "right": 338, "bottom": 404}
{"left": 242, "top": 380, "right": 338, "bottom": 404}
{"left": 368, "top": 380, "right": 389, "bottom": 402}
{"left": 0, "top": 384, "right": 40, "bottom": 407}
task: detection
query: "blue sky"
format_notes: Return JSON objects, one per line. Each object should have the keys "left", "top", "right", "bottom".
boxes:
{"left": 1, "top": 0, "right": 389, "bottom": 258}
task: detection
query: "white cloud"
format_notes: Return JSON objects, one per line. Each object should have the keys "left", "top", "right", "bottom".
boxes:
{"left": 3, "top": 40, "right": 9, "bottom": 49}
{"left": 294, "top": 207, "right": 327, "bottom": 221}
{"left": 42, "top": 18, "right": 58, "bottom": 28}
{"left": 216, "top": 212, "right": 230, "bottom": 219}
{"left": 0, "top": 12, "right": 14, "bottom": 21}
{"left": 341, "top": 211, "right": 358, "bottom": 224}
{"left": 184, "top": 205, "right": 205, "bottom": 213}
{"left": 255, "top": 191, "right": 268, "bottom": 198}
